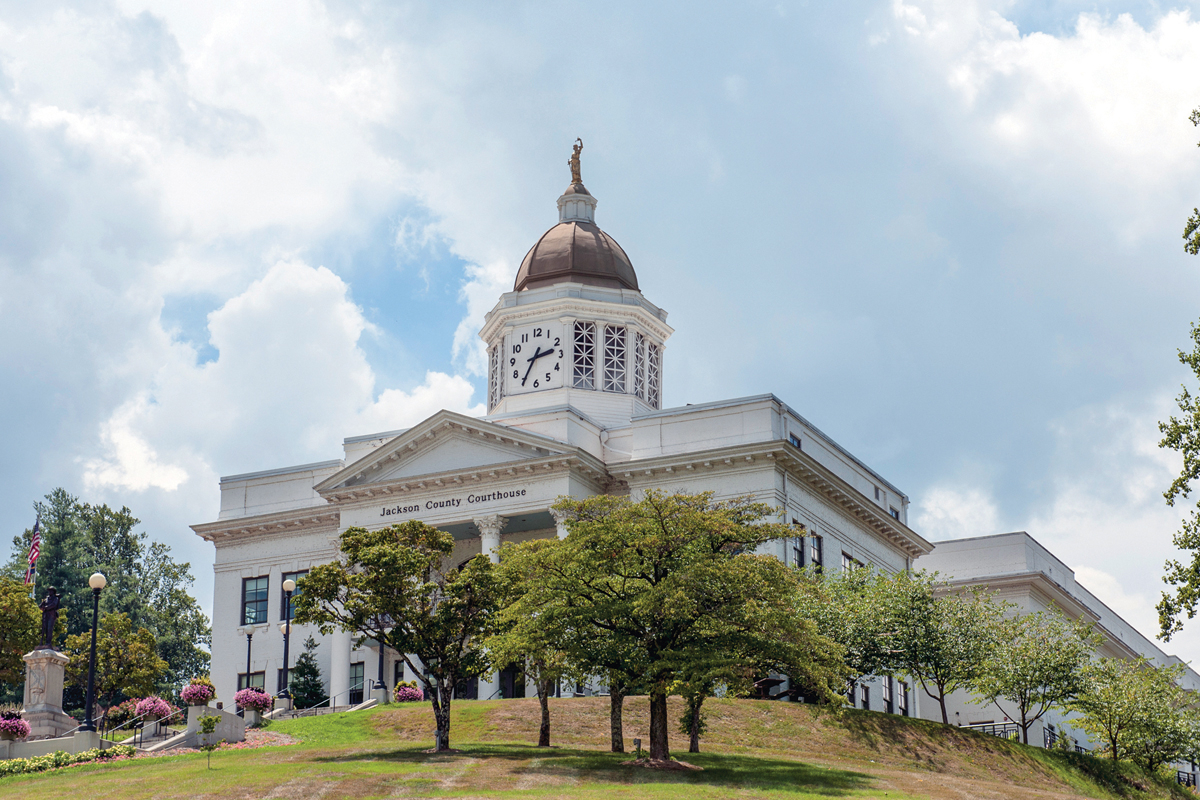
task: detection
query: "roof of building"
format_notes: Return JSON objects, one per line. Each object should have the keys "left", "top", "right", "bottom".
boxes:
{"left": 514, "top": 218, "right": 639, "bottom": 292}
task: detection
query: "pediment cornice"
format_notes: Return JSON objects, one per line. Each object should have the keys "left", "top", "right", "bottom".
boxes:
{"left": 314, "top": 410, "right": 578, "bottom": 495}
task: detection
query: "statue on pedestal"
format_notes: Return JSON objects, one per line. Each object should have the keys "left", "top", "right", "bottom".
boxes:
{"left": 37, "top": 588, "right": 60, "bottom": 650}
{"left": 568, "top": 138, "right": 583, "bottom": 185}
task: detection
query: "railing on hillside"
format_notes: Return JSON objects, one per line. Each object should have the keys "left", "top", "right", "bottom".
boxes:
{"left": 273, "top": 683, "right": 369, "bottom": 720}
{"left": 1043, "top": 727, "right": 1057, "bottom": 749}
{"left": 962, "top": 722, "right": 1021, "bottom": 741}
{"left": 99, "top": 707, "right": 185, "bottom": 746}
{"left": 1179, "top": 771, "right": 1198, "bottom": 788}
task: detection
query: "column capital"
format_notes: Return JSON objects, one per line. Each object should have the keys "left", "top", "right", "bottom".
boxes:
{"left": 550, "top": 508, "right": 571, "bottom": 540}
{"left": 474, "top": 515, "right": 507, "bottom": 538}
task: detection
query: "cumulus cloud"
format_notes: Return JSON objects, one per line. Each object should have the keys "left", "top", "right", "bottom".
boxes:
{"left": 913, "top": 485, "right": 1003, "bottom": 541}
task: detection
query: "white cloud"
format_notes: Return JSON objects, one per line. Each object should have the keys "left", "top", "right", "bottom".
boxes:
{"left": 82, "top": 396, "right": 189, "bottom": 492}
{"left": 1073, "top": 565, "right": 1160, "bottom": 645}
{"left": 913, "top": 485, "right": 1003, "bottom": 540}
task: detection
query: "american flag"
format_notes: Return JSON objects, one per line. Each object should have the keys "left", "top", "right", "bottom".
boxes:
{"left": 24, "top": 518, "right": 41, "bottom": 585}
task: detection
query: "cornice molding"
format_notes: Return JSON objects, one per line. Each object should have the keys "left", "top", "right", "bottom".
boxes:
{"left": 618, "top": 441, "right": 932, "bottom": 559}
{"left": 191, "top": 507, "right": 340, "bottom": 544}
{"left": 479, "top": 296, "right": 674, "bottom": 344}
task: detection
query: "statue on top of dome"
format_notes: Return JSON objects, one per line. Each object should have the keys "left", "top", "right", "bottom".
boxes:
{"left": 569, "top": 138, "right": 583, "bottom": 185}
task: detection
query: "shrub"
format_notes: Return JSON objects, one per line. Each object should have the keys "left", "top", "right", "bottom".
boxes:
{"left": 0, "top": 708, "right": 30, "bottom": 740}
{"left": 234, "top": 687, "right": 273, "bottom": 713}
{"left": 0, "top": 745, "right": 135, "bottom": 778}
{"left": 394, "top": 685, "right": 423, "bottom": 703}
{"left": 181, "top": 680, "right": 215, "bottom": 706}
{"left": 104, "top": 698, "right": 138, "bottom": 729}
{"left": 134, "top": 696, "right": 172, "bottom": 720}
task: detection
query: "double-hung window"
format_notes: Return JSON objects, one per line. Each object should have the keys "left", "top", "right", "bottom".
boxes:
{"left": 242, "top": 576, "right": 269, "bottom": 625}
{"left": 280, "top": 570, "right": 308, "bottom": 621}
{"left": 810, "top": 535, "right": 823, "bottom": 571}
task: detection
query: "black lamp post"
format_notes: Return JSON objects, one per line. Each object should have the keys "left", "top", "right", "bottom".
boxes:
{"left": 83, "top": 572, "right": 106, "bottom": 732}
{"left": 278, "top": 579, "right": 295, "bottom": 700}
{"left": 238, "top": 624, "right": 258, "bottom": 703}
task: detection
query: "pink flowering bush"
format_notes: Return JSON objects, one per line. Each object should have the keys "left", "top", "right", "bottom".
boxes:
{"left": 135, "top": 696, "right": 172, "bottom": 720}
{"left": 393, "top": 685, "right": 423, "bottom": 703}
{"left": 234, "top": 687, "right": 273, "bottom": 713}
{"left": 181, "top": 682, "right": 215, "bottom": 706}
{"left": 0, "top": 709, "right": 30, "bottom": 739}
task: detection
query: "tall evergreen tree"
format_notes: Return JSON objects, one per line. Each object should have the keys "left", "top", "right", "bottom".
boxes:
{"left": 287, "top": 636, "right": 327, "bottom": 710}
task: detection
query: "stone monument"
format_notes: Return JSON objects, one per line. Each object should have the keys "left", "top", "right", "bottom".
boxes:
{"left": 22, "top": 589, "right": 76, "bottom": 739}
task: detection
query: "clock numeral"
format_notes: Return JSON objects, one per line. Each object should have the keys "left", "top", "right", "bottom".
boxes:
{"left": 513, "top": 370, "right": 519, "bottom": 379}
{"left": 534, "top": 327, "right": 542, "bottom": 338}
{"left": 554, "top": 363, "right": 560, "bottom": 371}
{"left": 553, "top": 337, "right": 560, "bottom": 347}
{"left": 533, "top": 379, "right": 540, "bottom": 388}
{"left": 521, "top": 333, "right": 528, "bottom": 343}
{"left": 545, "top": 372, "right": 551, "bottom": 382}
{"left": 512, "top": 344, "right": 521, "bottom": 354}
{"left": 509, "top": 357, "right": 515, "bottom": 366}
{"left": 558, "top": 349, "right": 564, "bottom": 358}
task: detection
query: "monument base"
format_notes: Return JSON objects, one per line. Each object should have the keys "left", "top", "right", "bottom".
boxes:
{"left": 22, "top": 648, "right": 75, "bottom": 739}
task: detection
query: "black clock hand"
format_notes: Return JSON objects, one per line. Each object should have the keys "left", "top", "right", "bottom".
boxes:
{"left": 521, "top": 347, "right": 550, "bottom": 385}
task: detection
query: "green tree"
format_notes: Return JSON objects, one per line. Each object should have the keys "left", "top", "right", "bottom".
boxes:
{"left": 489, "top": 540, "right": 579, "bottom": 748}
{"left": 1071, "top": 657, "right": 1200, "bottom": 770}
{"left": 892, "top": 577, "right": 1006, "bottom": 725}
{"left": 0, "top": 578, "right": 40, "bottom": 685}
{"left": 291, "top": 521, "right": 502, "bottom": 752}
{"left": 797, "top": 566, "right": 906, "bottom": 694}
{"left": 975, "top": 610, "right": 1099, "bottom": 744}
{"left": 4, "top": 491, "right": 211, "bottom": 696}
{"left": 287, "top": 636, "right": 327, "bottom": 710}
{"left": 534, "top": 490, "right": 844, "bottom": 762}
{"left": 63, "top": 612, "right": 167, "bottom": 714}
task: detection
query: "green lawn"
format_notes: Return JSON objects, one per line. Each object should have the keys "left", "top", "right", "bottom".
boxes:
{"left": 0, "top": 698, "right": 1189, "bottom": 800}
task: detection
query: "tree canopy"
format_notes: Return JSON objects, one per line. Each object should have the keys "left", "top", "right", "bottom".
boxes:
{"left": 0, "top": 578, "right": 41, "bottom": 685}
{"left": 291, "top": 520, "right": 503, "bottom": 751}
{"left": 63, "top": 612, "right": 167, "bottom": 715}
{"left": 517, "top": 490, "right": 845, "bottom": 762}
{"left": 3, "top": 489, "right": 211, "bottom": 700}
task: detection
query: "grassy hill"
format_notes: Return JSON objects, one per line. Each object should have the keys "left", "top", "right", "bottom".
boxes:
{"left": 0, "top": 696, "right": 1191, "bottom": 799}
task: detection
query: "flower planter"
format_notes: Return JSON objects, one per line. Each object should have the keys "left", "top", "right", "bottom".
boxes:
{"left": 0, "top": 730, "right": 18, "bottom": 742}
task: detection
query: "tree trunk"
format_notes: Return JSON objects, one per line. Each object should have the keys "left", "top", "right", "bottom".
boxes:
{"left": 649, "top": 691, "right": 670, "bottom": 761}
{"left": 937, "top": 689, "right": 949, "bottom": 725}
{"left": 1020, "top": 722, "right": 1029, "bottom": 745}
{"left": 537, "top": 677, "right": 551, "bottom": 747}
{"left": 432, "top": 681, "right": 453, "bottom": 751}
{"left": 688, "top": 695, "right": 704, "bottom": 753}
{"left": 610, "top": 686, "right": 626, "bottom": 753}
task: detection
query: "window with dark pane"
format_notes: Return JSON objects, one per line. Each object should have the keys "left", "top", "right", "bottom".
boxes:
{"left": 241, "top": 576, "right": 269, "bottom": 625}
{"left": 280, "top": 570, "right": 308, "bottom": 620}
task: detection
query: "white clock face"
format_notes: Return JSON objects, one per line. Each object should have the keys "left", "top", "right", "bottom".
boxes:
{"left": 506, "top": 322, "right": 566, "bottom": 395}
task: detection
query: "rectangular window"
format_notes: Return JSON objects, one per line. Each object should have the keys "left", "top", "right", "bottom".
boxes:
{"left": 277, "top": 668, "right": 288, "bottom": 694}
{"left": 241, "top": 576, "right": 269, "bottom": 626}
{"left": 810, "top": 535, "right": 823, "bottom": 570}
{"left": 633, "top": 332, "right": 646, "bottom": 399}
{"left": 882, "top": 677, "right": 894, "bottom": 714}
{"left": 237, "top": 671, "right": 265, "bottom": 691}
{"left": 874, "top": 486, "right": 881, "bottom": 501}
{"left": 394, "top": 661, "right": 405, "bottom": 688}
{"left": 280, "top": 570, "right": 308, "bottom": 620}
{"left": 841, "top": 552, "right": 864, "bottom": 572}
{"left": 889, "top": 507, "right": 900, "bottom": 521}
{"left": 791, "top": 520, "right": 806, "bottom": 568}
{"left": 898, "top": 681, "right": 909, "bottom": 716}
{"left": 349, "top": 662, "right": 365, "bottom": 705}
{"left": 860, "top": 684, "right": 870, "bottom": 711}
{"left": 647, "top": 342, "right": 661, "bottom": 408}
{"left": 572, "top": 322, "right": 596, "bottom": 389}
{"left": 788, "top": 433, "right": 802, "bottom": 449}
{"left": 602, "top": 325, "right": 627, "bottom": 393}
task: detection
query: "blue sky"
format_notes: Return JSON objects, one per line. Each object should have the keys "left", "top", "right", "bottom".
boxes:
{"left": 2, "top": 0, "right": 1200, "bottom": 662}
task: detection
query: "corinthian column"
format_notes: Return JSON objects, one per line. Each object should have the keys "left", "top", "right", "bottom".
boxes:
{"left": 475, "top": 515, "right": 506, "bottom": 564}
{"left": 550, "top": 509, "right": 571, "bottom": 540}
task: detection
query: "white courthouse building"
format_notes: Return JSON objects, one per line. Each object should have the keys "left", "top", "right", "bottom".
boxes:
{"left": 192, "top": 158, "right": 1196, "bottom": 762}
{"left": 193, "top": 161, "right": 933, "bottom": 709}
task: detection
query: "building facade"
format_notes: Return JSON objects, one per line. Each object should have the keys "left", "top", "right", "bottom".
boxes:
{"left": 192, "top": 158, "right": 932, "bottom": 708}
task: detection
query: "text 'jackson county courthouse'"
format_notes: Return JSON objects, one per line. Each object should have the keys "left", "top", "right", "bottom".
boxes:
{"left": 192, "top": 154, "right": 1200, "bottom": 757}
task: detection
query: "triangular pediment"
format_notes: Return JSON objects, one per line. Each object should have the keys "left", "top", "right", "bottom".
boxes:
{"left": 314, "top": 410, "right": 573, "bottom": 494}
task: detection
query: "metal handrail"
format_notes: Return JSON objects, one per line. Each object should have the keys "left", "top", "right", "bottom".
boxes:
{"left": 101, "top": 707, "right": 185, "bottom": 744}
{"left": 963, "top": 722, "right": 1021, "bottom": 741}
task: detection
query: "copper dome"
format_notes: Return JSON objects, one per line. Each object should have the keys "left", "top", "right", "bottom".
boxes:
{"left": 514, "top": 220, "right": 639, "bottom": 292}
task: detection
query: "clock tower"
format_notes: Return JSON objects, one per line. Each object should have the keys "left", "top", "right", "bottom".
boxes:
{"left": 480, "top": 141, "right": 673, "bottom": 428}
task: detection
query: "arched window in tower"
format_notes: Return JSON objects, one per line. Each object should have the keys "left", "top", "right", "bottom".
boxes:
{"left": 647, "top": 342, "right": 661, "bottom": 408}
{"left": 573, "top": 321, "right": 596, "bottom": 390}
{"left": 488, "top": 345, "right": 503, "bottom": 411}
{"left": 633, "top": 332, "right": 646, "bottom": 400}
{"left": 603, "top": 325, "right": 627, "bottom": 393}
